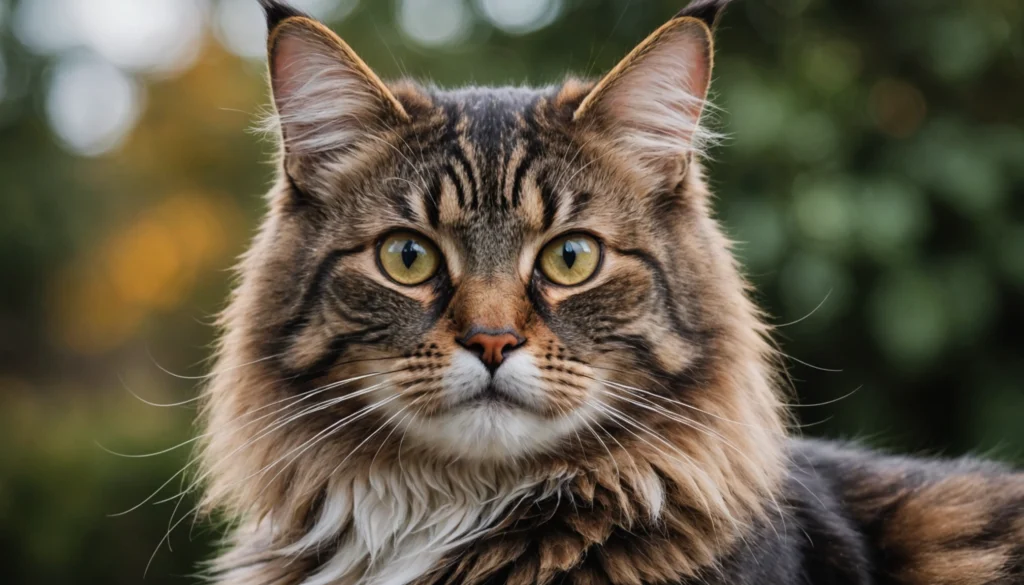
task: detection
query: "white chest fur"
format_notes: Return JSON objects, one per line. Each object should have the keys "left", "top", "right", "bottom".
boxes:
{"left": 280, "top": 463, "right": 565, "bottom": 585}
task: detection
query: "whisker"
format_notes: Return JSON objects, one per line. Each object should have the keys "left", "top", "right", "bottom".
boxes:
{"left": 778, "top": 352, "right": 843, "bottom": 374}
{"left": 587, "top": 364, "right": 674, "bottom": 382}
{"left": 110, "top": 370, "right": 404, "bottom": 516}
{"left": 785, "top": 385, "right": 861, "bottom": 408}
{"left": 146, "top": 394, "right": 401, "bottom": 576}
{"left": 151, "top": 380, "right": 396, "bottom": 508}
{"left": 578, "top": 411, "right": 619, "bottom": 481}
{"left": 147, "top": 352, "right": 285, "bottom": 384}
{"left": 599, "top": 384, "right": 787, "bottom": 540}
{"left": 590, "top": 376, "right": 782, "bottom": 432}
{"left": 591, "top": 401, "right": 726, "bottom": 532}
{"left": 110, "top": 367, "right": 406, "bottom": 461}
{"left": 325, "top": 397, "right": 416, "bottom": 480}
{"left": 774, "top": 290, "right": 832, "bottom": 328}
{"left": 370, "top": 408, "right": 416, "bottom": 471}
{"left": 251, "top": 394, "right": 402, "bottom": 506}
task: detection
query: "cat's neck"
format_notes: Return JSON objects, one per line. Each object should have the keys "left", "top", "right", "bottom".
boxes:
{"left": 213, "top": 458, "right": 567, "bottom": 585}
{"left": 213, "top": 418, "right": 784, "bottom": 585}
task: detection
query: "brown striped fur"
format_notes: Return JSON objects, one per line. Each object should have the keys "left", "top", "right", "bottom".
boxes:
{"left": 196, "top": 2, "right": 1024, "bottom": 584}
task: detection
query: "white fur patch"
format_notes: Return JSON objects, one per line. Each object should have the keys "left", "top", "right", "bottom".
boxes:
{"left": 393, "top": 349, "right": 598, "bottom": 460}
{"left": 492, "top": 351, "right": 546, "bottom": 408}
{"left": 275, "top": 462, "right": 570, "bottom": 585}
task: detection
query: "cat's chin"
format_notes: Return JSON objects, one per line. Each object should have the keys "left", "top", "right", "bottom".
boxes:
{"left": 397, "top": 402, "right": 589, "bottom": 461}
{"left": 375, "top": 349, "right": 601, "bottom": 459}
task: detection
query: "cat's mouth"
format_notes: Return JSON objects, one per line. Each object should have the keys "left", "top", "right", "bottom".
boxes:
{"left": 455, "top": 382, "right": 533, "bottom": 410}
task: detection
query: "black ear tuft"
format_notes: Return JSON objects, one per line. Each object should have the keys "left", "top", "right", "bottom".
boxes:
{"left": 259, "top": 0, "right": 309, "bottom": 31}
{"left": 675, "top": 0, "right": 731, "bottom": 29}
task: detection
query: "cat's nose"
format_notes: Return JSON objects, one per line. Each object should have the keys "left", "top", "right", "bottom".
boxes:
{"left": 457, "top": 327, "right": 525, "bottom": 373}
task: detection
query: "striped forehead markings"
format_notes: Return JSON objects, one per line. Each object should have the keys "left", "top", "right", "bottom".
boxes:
{"left": 407, "top": 100, "right": 587, "bottom": 229}
{"left": 539, "top": 182, "right": 560, "bottom": 231}
{"left": 415, "top": 151, "right": 567, "bottom": 232}
{"left": 442, "top": 162, "right": 466, "bottom": 209}
{"left": 424, "top": 173, "right": 442, "bottom": 228}
{"left": 453, "top": 144, "right": 481, "bottom": 211}
{"left": 509, "top": 142, "right": 537, "bottom": 210}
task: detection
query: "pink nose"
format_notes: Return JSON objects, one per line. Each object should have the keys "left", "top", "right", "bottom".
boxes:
{"left": 459, "top": 329, "right": 525, "bottom": 372}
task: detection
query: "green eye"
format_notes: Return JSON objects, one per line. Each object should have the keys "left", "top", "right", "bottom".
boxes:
{"left": 379, "top": 232, "right": 441, "bottom": 285}
{"left": 539, "top": 234, "right": 601, "bottom": 286}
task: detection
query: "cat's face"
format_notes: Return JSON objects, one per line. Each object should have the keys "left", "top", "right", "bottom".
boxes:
{"left": 216, "top": 6, "right": 736, "bottom": 463}
{"left": 270, "top": 83, "right": 715, "bottom": 459}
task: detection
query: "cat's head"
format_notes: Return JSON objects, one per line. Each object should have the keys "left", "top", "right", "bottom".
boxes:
{"left": 202, "top": 0, "right": 783, "bottom": 520}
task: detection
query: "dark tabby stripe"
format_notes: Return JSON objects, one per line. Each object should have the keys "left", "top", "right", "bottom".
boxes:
{"left": 281, "top": 245, "right": 366, "bottom": 337}
{"left": 510, "top": 147, "right": 537, "bottom": 209}
{"left": 449, "top": 146, "right": 479, "bottom": 210}
{"left": 539, "top": 180, "right": 560, "bottom": 231}
{"left": 424, "top": 173, "right": 442, "bottom": 228}
{"left": 568, "top": 191, "right": 592, "bottom": 221}
{"left": 442, "top": 162, "right": 467, "bottom": 209}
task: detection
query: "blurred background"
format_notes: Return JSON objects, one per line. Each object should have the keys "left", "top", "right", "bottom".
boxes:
{"left": 0, "top": 0, "right": 1021, "bottom": 582}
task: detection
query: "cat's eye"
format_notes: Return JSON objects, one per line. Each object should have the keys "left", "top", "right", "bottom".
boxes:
{"left": 378, "top": 232, "right": 442, "bottom": 286}
{"left": 538, "top": 234, "right": 602, "bottom": 286}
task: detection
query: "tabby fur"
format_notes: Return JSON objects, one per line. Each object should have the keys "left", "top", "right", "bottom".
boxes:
{"left": 196, "top": 2, "right": 1024, "bottom": 584}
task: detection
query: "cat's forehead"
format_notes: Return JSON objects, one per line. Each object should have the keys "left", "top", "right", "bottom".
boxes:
{"left": 426, "top": 90, "right": 538, "bottom": 270}
{"left": 402, "top": 86, "right": 577, "bottom": 266}
{"left": 421, "top": 85, "right": 569, "bottom": 166}
{"left": 431, "top": 86, "right": 550, "bottom": 134}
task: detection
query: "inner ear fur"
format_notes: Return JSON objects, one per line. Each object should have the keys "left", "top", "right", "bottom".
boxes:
{"left": 265, "top": 12, "right": 409, "bottom": 156}
{"left": 572, "top": 15, "right": 717, "bottom": 173}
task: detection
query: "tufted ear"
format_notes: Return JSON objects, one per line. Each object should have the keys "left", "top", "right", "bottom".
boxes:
{"left": 573, "top": 0, "right": 728, "bottom": 174}
{"left": 260, "top": 0, "right": 408, "bottom": 156}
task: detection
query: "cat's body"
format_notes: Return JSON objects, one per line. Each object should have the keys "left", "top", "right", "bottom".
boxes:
{"left": 211, "top": 438, "right": 1023, "bottom": 585}
{"left": 197, "top": 1, "right": 1024, "bottom": 584}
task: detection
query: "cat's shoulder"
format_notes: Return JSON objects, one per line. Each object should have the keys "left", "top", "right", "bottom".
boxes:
{"left": 782, "top": 438, "right": 1024, "bottom": 585}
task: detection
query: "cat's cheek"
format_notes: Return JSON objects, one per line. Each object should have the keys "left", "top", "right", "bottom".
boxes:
{"left": 490, "top": 351, "right": 548, "bottom": 410}
{"left": 646, "top": 322, "right": 702, "bottom": 376}
{"left": 437, "top": 349, "right": 491, "bottom": 406}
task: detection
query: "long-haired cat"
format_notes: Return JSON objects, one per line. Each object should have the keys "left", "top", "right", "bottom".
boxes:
{"left": 197, "top": 1, "right": 1024, "bottom": 584}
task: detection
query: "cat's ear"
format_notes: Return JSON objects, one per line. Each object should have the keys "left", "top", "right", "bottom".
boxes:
{"left": 260, "top": 0, "right": 409, "bottom": 156}
{"left": 573, "top": 0, "right": 728, "bottom": 174}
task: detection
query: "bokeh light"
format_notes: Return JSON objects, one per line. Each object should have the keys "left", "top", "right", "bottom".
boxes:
{"left": 2, "top": 1, "right": 1023, "bottom": 582}
{"left": 44, "top": 52, "right": 143, "bottom": 156}
{"left": 216, "top": 0, "right": 359, "bottom": 59}
{"left": 475, "top": 0, "right": 561, "bottom": 35}
{"left": 215, "top": 0, "right": 271, "bottom": 59}
{"left": 291, "top": 0, "right": 359, "bottom": 20}
{"left": 398, "top": 0, "right": 472, "bottom": 47}
{"left": 12, "top": 0, "right": 81, "bottom": 55}
{"left": 15, "top": 0, "right": 206, "bottom": 73}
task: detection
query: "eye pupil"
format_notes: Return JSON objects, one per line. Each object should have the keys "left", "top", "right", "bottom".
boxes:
{"left": 562, "top": 241, "right": 577, "bottom": 269}
{"left": 401, "top": 240, "right": 419, "bottom": 269}
{"left": 539, "top": 234, "right": 600, "bottom": 286}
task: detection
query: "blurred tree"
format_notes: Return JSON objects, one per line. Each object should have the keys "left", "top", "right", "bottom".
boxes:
{"left": 0, "top": 0, "right": 1021, "bottom": 583}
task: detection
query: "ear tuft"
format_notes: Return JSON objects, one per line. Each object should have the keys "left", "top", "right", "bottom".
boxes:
{"left": 259, "top": 0, "right": 307, "bottom": 31}
{"left": 675, "top": 0, "right": 731, "bottom": 30}
{"left": 265, "top": 17, "right": 409, "bottom": 156}
{"left": 573, "top": 17, "right": 717, "bottom": 174}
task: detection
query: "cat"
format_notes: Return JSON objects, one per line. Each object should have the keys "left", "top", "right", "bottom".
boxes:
{"left": 196, "top": 1, "right": 1024, "bottom": 584}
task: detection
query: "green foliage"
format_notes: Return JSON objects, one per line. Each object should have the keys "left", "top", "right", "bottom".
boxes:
{"left": 0, "top": 0, "right": 1021, "bottom": 583}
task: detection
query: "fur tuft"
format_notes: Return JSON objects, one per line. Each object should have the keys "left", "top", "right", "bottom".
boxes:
{"left": 265, "top": 17, "right": 408, "bottom": 157}
{"left": 258, "top": 0, "right": 308, "bottom": 31}
{"left": 573, "top": 16, "right": 719, "bottom": 177}
{"left": 675, "top": 0, "right": 732, "bottom": 29}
